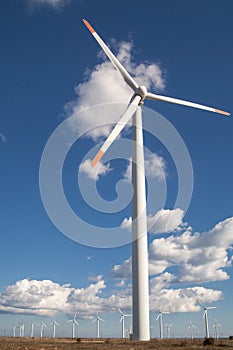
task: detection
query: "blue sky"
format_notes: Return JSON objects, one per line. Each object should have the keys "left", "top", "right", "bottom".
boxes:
{"left": 0, "top": 0, "right": 233, "bottom": 339}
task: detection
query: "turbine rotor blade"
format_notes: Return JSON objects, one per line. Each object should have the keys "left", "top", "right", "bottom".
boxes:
{"left": 146, "top": 92, "right": 230, "bottom": 116}
{"left": 91, "top": 94, "right": 141, "bottom": 167}
{"left": 83, "top": 19, "right": 138, "bottom": 92}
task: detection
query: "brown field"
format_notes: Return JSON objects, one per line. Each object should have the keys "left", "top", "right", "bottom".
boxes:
{"left": 0, "top": 337, "right": 233, "bottom": 350}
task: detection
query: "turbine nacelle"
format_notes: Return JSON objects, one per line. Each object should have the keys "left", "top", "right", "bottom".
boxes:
{"left": 134, "top": 85, "right": 148, "bottom": 103}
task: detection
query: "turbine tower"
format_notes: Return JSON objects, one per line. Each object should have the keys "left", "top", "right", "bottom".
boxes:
{"left": 83, "top": 18, "right": 230, "bottom": 341}
{"left": 67, "top": 313, "right": 79, "bottom": 338}
{"left": 119, "top": 309, "right": 132, "bottom": 338}
{"left": 92, "top": 313, "right": 105, "bottom": 338}
{"left": 156, "top": 310, "right": 169, "bottom": 339}
{"left": 213, "top": 318, "right": 221, "bottom": 339}
{"left": 200, "top": 301, "right": 217, "bottom": 338}
{"left": 188, "top": 320, "right": 196, "bottom": 339}
{"left": 50, "top": 320, "right": 59, "bottom": 338}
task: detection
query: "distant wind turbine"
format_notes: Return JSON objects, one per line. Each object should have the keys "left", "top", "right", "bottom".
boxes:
{"left": 67, "top": 313, "right": 80, "bottom": 338}
{"left": 13, "top": 326, "right": 16, "bottom": 337}
{"left": 92, "top": 313, "right": 105, "bottom": 338}
{"left": 164, "top": 323, "right": 173, "bottom": 338}
{"left": 213, "top": 318, "right": 221, "bottom": 339}
{"left": 119, "top": 309, "right": 132, "bottom": 338}
{"left": 50, "top": 320, "right": 59, "bottom": 338}
{"left": 83, "top": 18, "right": 230, "bottom": 341}
{"left": 30, "top": 322, "right": 38, "bottom": 338}
{"left": 16, "top": 323, "right": 24, "bottom": 337}
{"left": 156, "top": 310, "right": 169, "bottom": 339}
{"left": 188, "top": 320, "right": 196, "bottom": 339}
{"left": 200, "top": 301, "right": 217, "bottom": 338}
{"left": 38, "top": 322, "right": 47, "bottom": 338}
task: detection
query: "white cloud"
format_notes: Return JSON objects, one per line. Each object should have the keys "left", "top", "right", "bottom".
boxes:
{"left": 0, "top": 279, "right": 72, "bottom": 316}
{"left": 0, "top": 134, "right": 6, "bottom": 142}
{"left": 79, "top": 159, "right": 111, "bottom": 181}
{"left": 120, "top": 208, "right": 185, "bottom": 234}
{"left": 27, "top": 0, "right": 70, "bottom": 10}
{"left": 123, "top": 153, "right": 166, "bottom": 182}
{"left": 149, "top": 276, "right": 222, "bottom": 313}
{"left": 147, "top": 208, "right": 185, "bottom": 234}
{"left": 116, "top": 216, "right": 233, "bottom": 284}
{"left": 66, "top": 41, "right": 165, "bottom": 140}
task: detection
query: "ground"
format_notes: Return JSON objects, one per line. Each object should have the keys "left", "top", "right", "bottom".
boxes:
{"left": 1, "top": 337, "right": 233, "bottom": 350}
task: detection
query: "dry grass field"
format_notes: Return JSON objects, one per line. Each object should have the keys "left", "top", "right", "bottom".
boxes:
{"left": 1, "top": 337, "right": 233, "bottom": 350}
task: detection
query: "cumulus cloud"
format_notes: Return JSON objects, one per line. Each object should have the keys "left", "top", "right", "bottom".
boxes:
{"left": 123, "top": 153, "right": 166, "bottom": 183}
{"left": 115, "top": 216, "right": 233, "bottom": 284}
{"left": 0, "top": 279, "right": 72, "bottom": 316}
{"left": 66, "top": 41, "right": 165, "bottom": 140}
{"left": 79, "top": 159, "right": 111, "bottom": 181}
{"left": 0, "top": 134, "right": 6, "bottom": 142}
{"left": 121, "top": 208, "right": 185, "bottom": 234}
{"left": 27, "top": 0, "right": 70, "bottom": 10}
{"left": 149, "top": 274, "right": 222, "bottom": 313}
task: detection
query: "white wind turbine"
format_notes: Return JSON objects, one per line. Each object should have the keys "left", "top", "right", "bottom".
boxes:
{"left": 50, "top": 320, "right": 59, "bottom": 338}
{"left": 200, "top": 301, "right": 217, "bottom": 338}
{"left": 92, "top": 313, "right": 105, "bottom": 338}
{"left": 67, "top": 313, "right": 79, "bottom": 338}
{"left": 38, "top": 322, "right": 47, "bottom": 338}
{"left": 213, "top": 318, "right": 221, "bottom": 339}
{"left": 156, "top": 310, "right": 169, "bottom": 339}
{"left": 164, "top": 323, "right": 173, "bottom": 338}
{"left": 16, "top": 323, "right": 24, "bottom": 337}
{"left": 188, "top": 320, "right": 197, "bottom": 339}
{"left": 83, "top": 19, "right": 230, "bottom": 341}
{"left": 30, "top": 322, "right": 38, "bottom": 338}
{"left": 119, "top": 309, "right": 132, "bottom": 338}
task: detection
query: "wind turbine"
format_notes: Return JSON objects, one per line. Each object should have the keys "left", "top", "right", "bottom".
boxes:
{"left": 30, "top": 322, "right": 38, "bottom": 338}
{"left": 188, "top": 320, "right": 196, "bottom": 339}
{"left": 83, "top": 18, "right": 230, "bottom": 341}
{"left": 67, "top": 313, "right": 79, "bottom": 338}
{"left": 13, "top": 326, "right": 16, "bottom": 337}
{"left": 38, "top": 322, "right": 47, "bottom": 338}
{"left": 16, "top": 323, "right": 24, "bottom": 337}
{"left": 50, "top": 320, "right": 59, "bottom": 338}
{"left": 200, "top": 301, "right": 217, "bottom": 338}
{"left": 164, "top": 323, "right": 173, "bottom": 338}
{"left": 92, "top": 313, "right": 105, "bottom": 338}
{"left": 119, "top": 309, "right": 132, "bottom": 338}
{"left": 156, "top": 310, "right": 169, "bottom": 339}
{"left": 213, "top": 318, "right": 221, "bottom": 339}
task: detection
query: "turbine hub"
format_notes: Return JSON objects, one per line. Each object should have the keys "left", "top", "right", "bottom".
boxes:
{"left": 135, "top": 85, "right": 147, "bottom": 102}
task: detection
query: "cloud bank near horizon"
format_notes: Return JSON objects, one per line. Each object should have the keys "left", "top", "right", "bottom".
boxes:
{"left": 0, "top": 216, "right": 232, "bottom": 317}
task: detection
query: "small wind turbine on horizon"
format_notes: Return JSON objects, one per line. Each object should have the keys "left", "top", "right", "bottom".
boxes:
{"left": 188, "top": 320, "right": 197, "bottom": 339}
{"left": 164, "top": 323, "right": 173, "bottom": 338}
{"left": 50, "top": 320, "right": 59, "bottom": 338}
{"left": 37, "top": 322, "right": 47, "bottom": 338}
{"left": 200, "top": 301, "right": 217, "bottom": 338}
{"left": 30, "top": 322, "right": 38, "bottom": 338}
{"left": 16, "top": 323, "right": 24, "bottom": 337}
{"left": 119, "top": 309, "right": 132, "bottom": 338}
{"left": 213, "top": 318, "right": 222, "bottom": 339}
{"left": 92, "top": 313, "right": 105, "bottom": 338}
{"left": 67, "top": 313, "right": 80, "bottom": 338}
{"left": 83, "top": 18, "right": 230, "bottom": 341}
{"left": 156, "top": 310, "right": 169, "bottom": 339}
